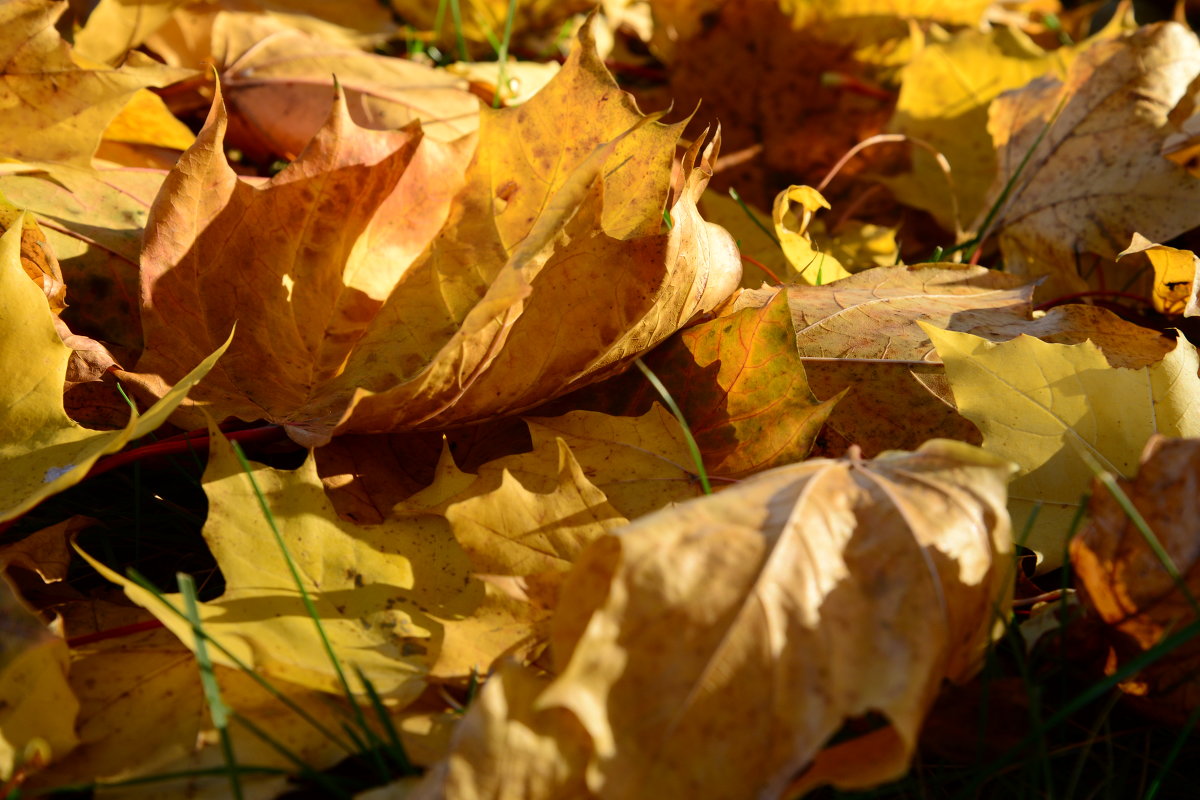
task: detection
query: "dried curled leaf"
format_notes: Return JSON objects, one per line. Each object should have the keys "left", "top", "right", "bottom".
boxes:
{"left": 125, "top": 22, "right": 741, "bottom": 446}
{"left": 419, "top": 440, "right": 1016, "bottom": 799}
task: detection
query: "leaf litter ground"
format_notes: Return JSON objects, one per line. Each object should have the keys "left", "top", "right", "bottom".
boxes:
{"left": 5, "top": 2, "right": 1200, "bottom": 799}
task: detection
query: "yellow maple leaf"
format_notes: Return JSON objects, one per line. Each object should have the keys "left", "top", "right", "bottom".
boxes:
{"left": 924, "top": 324, "right": 1200, "bottom": 570}
{"left": 78, "top": 424, "right": 482, "bottom": 703}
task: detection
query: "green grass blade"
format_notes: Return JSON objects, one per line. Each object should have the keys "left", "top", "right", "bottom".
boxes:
{"left": 491, "top": 0, "right": 518, "bottom": 109}
{"left": 728, "top": 187, "right": 781, "bottom": 247}
{"left": 355, "top": 666, "right": 415, "bottom": 776}
{"left": 229, "top": 443, "right": 380, "bottom": 741}
{"left": 229, "top": 711, "right": 350, "bottom": 797}
{"left": 1077, "top": 449, "right": 1200, "bottom": 616}
{"left": 634, "top": 358, "right": 712, "bottom": 494}
{"left": 1144, "top": 701, "right": 1200, "bottom": 800}
{"left": 963, "top": 93, "right": 1068, "bottom": 263}
{"left": 449, "top": 0, "right": 468, "bottom": 61}
{"left": 122, "top": 567, "right": 357, "bottom": 755}
{"left": 958, "top": 616, "right": 1200, "bottom": 798}
{"left": 179, "top": 572, "right": 243, "bottom": 800}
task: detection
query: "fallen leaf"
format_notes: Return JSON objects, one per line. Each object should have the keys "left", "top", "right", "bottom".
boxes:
{"left": 517, "top": 407, "right": 705, "bottom": 519}
{"left": 635, "top": 0, "right": 897, "bottom": 209}
{"left": 425, "top": 440, "right": 1014, "bottom": 798}
{"left": 925, "top": 324, "right": 1200, "bottom": 570}
{"left": 784, "top": 0, "right": 992, "bottom": 30}
{"left": 1117, "top": 232, "right": 1200, "bottom": 317}
{"left": 126, "top": 22, "right": 741, "bottom": 445}
{"left": 979, "top": 22, "right": 1200, "bottom": 297}
{"left": 390, "top": 0, "right": 592, "bottom": 53}
{"left": 949, "top": 302, "right": 1176, "bottom": 370}
{"left": 24, "top": 623, "right": 357, "bottom": 798}
{"left": 441, "top": 439, "right": 627, "bottom": 578}
{"left": 1070, "top": 435, "right": 1200, "bottom": 725}
{"left": 696, "top": 189, "right": 793, "bottom": 286}
{"left": 0, "top": 0, "right": 193, "bottom": 167}
{"left": 0, "top": 216, "right": 229, "bottom": 523}
{"left": 77, "top": 423, "right": 481, "bottom": 703}
{"left": 75, "top": 0, "right": 400, "bottom": 65}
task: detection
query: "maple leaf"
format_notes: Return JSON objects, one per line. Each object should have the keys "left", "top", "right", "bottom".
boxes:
{"left": 631, "top": 289, "right": 841, "bottom": 476}
{"left": 979, "top": 22, "right": 1200, "bottom": 296}
{"left": 78, "top": 424, "right": 482, "bottom": 703}
{"left": 0, "top": 217, "right": 228, "bottom": 523}
{"left": 417, "top": 440, "right": 1015, "bottom": 798}
{"left": 0, "top": 0, "right": 193, "bottom": 167}
{"left": 925, "top": 325, "right": 1200, "bottom": 570}
{"left": 125, "top": 22, "right": 741, "bottom": 446}
{"left": 1071, "top": 435, "right": 1200, "bottom": 726}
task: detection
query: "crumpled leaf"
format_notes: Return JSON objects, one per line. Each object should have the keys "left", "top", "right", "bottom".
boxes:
{"left": 1117, "top": 232, "right": 1200, "bottom": 317}
{"left": 421, "top": 439, "right": 1015, "bottom": 798}
{"left": 411, "top": 660, "right": 592, "bottom": 800}
{"left": 925, "top": 324, "right": 1200, "bottom": 570}
{"left": 1070, "top": 435, "right": 1200, "bottom": 725}
{"left": 0, "top": 216, "right": 229, "bottom": 523}
{"left": 127, "top": 22, "right": 740, "bottom": 445}
{"left": 78, "top": 423, "right": 482, "bottom": 703}
{"left": 979, "top": 22, "right": 1200, "bottom": 296}
{"left": 0, "top": 0, "right": 194, "bottom": 167}
{"left": 696, "top": 189, "right": 793, "bottom": 286}
{"left": 75, "top": 0, "right": 403, "bottom": 65}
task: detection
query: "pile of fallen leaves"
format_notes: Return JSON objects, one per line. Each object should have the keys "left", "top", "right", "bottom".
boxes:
{"left": 4, "top": 0, "right": 1200, "bottom": 797}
